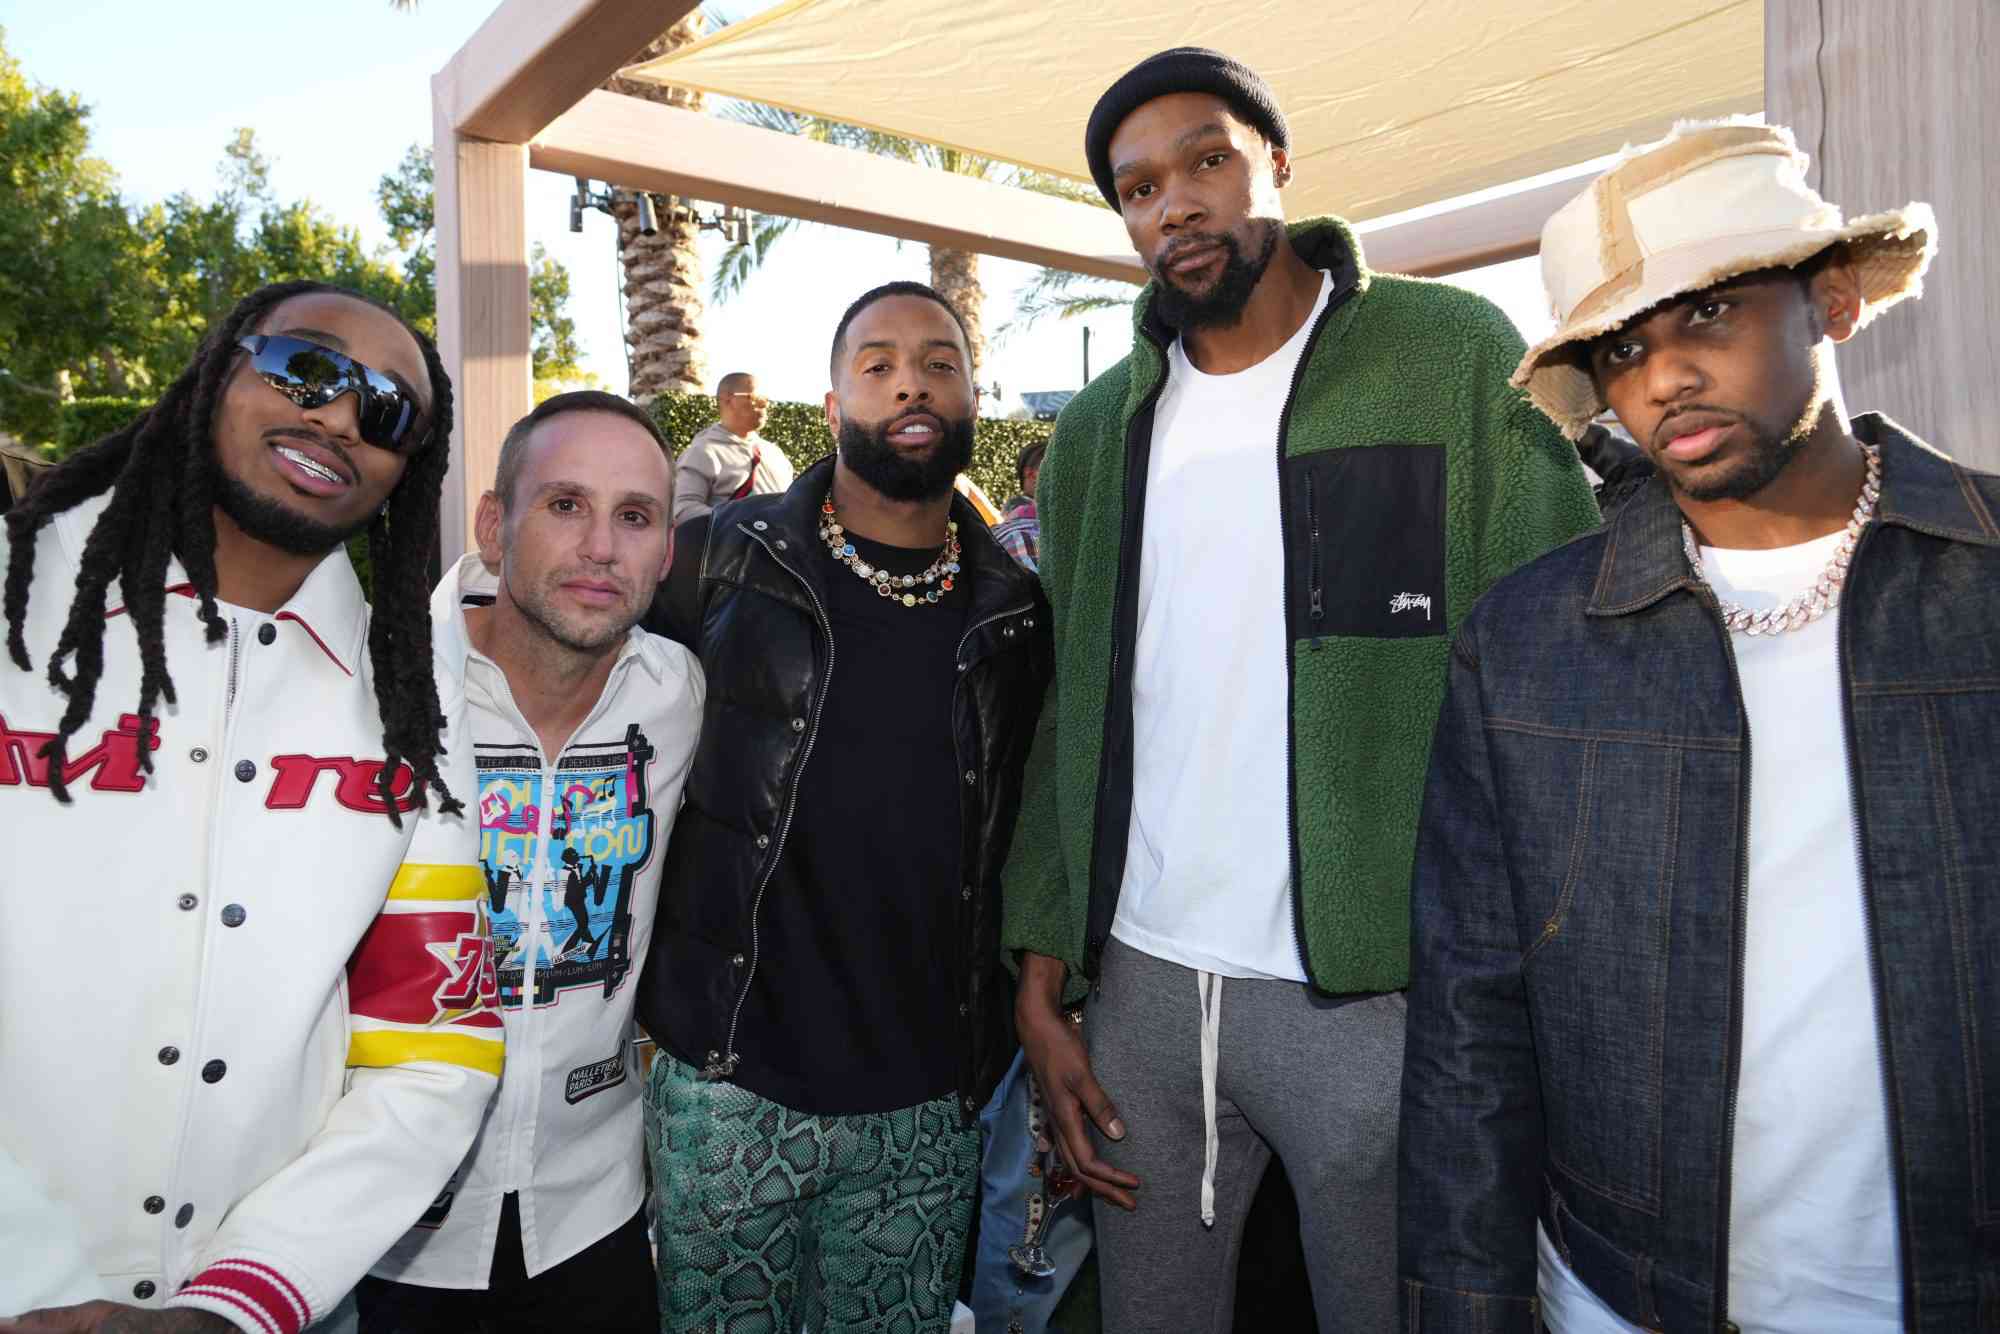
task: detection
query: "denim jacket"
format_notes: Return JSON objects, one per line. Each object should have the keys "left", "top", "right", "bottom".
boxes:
{"left": 1400, "top": 415, "right": 2000, "bottom": 1333}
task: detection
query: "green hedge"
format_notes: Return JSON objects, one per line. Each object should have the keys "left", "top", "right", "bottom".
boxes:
{"left": 56, "top": 397, "right": 152, "bottom": 459}
{"left": 648, "top": 392, "right": 1051, "bottom": 509}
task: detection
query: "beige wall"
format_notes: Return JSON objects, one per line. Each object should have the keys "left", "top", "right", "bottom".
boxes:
{"left": 1766, "top": 0, "right": 2000, "bottom": 471}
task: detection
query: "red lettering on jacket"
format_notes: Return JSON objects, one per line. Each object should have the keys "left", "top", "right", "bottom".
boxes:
{"left": 267, "top": 754, "right": 420, "bottom": 814}
{"left": 0, "top": 712, "right": 157, "bottom": 792}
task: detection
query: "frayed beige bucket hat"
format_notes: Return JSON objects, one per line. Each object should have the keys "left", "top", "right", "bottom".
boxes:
{"left": 1513, "top": 119, "right": 1937, "bottom": 439}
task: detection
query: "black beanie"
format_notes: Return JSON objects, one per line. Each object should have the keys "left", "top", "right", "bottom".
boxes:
{"left": 1085, "top": 48, "right": 1289, "bottom": 209}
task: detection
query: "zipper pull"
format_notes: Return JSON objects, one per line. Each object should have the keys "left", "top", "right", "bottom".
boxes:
{"left": 697, "top": 1051, "right": 739, "bottom": 1081}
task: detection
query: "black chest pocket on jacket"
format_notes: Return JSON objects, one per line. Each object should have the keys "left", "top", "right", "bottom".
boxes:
{"left": 1284, "top": 443, "right": 1445, "bottom": 640}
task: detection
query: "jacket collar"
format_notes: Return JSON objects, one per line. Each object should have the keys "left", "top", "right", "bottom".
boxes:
{"left": 1124, "top": 215, "right": 1368, "bottom": 419}
{"left": 1587, "top": 413, "right": 2000, "bottom": 617}
{"left": 431, "top": 550, "right": 673, "bottom": 688}
{"left": 66, "top": 491, "right": 366, "bottom": 676}
{"left": 736, "top": 455, "right": 1040, "bottom": 620}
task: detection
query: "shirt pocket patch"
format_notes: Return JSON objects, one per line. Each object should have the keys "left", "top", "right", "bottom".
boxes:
{"left": 1284, "top": 443, "right": 1445, "bottom": 641}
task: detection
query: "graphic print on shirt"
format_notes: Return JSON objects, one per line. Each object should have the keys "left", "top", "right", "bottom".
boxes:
{"left": 474, "top": 724, "right": 657, "bottom": 1007}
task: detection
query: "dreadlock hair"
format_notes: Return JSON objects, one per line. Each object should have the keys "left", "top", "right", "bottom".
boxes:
{"left": 3, "top": 279, "right": 461, "bottom": 822}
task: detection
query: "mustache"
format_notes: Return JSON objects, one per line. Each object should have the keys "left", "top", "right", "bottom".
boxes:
{"left": 1155, "top": 232, "right": 1236, "bottom": 268}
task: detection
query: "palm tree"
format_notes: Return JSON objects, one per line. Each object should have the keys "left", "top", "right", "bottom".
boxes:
{"left": 392, "top": 0, "right": 711, "bottom": 402}
{"left": 603, "top": 14, "right": 710, "bottom": 401}
{"left": 996, "top": 266, "right": 1137, "bottom": 343}
{"left": 707, "top": 102, "right": 1115, "bottom": 380}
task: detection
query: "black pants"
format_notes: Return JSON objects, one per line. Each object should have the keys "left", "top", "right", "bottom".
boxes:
{"left": 356, "top": 1193, "right": 657, "bottom": 1334}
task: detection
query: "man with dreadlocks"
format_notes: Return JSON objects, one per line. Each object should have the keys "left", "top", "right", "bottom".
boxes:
{"left": 0, "top": 282, "right": 502, "bottom": 1334}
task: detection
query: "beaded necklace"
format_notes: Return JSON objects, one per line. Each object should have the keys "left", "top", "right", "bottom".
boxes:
{"left": 818, "top": 491, "right": 961, "bottom": 608}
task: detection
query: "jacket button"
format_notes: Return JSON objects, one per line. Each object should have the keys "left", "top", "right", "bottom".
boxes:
{"left": 221, "top": 904, "right": 247, "bottom": 928}
{"left": 157, "top": 1046, "right": 180, "bottom": 1066}
{"left": 1003, "top": 626, "right": 1016, "bottom": 638}
{"left": 256, "top": 623, "right": 276, "bottom": 646}
{"left": 963, "top": 770, "right": 976, "bottom": 786}
{"left": 752, "top": 520, "right": 768, "bottom": 530}
{"left": 961, "top": 885, "right": 973, "bottom": 901}
{"left": 188, "top": 747, "right": 208, "bottom": 763}
{"left": 177, "top": 894, "right": 198, "bottom": 912}
{"left": 958, "top": 1003, "right": 969, "bottom": 1017}
{"left": 775, "top": 539, "right": 788, "bottom": 550}
{"left": 174, "top": 1203, "right": 194, "bottom": 1228}
{"left": 1024, "top": 617, "right": 1035, "bottom": 629}
{"left": 133, "top": 1280, "right": 156, "bottom": 1300}
{"left": 731, "top": 953, "right": 746, "bottom": 967}
{"left": 201, "top": 1059, "right": 227, "bottom": 1084}
{"left": 755, "top": 834, "right": 770, "bottom": 849}
{"left": 707, "top": 1049, "right": 722, "bottom": 1063}
{"left": 143, "top": 1196, "right": 165, "bottom": 1215}
{"left": 233, "top": 759, "right": 256, "bottom": 783}
{"left": 790, "top": 717, "right": 805, "bottom": 732}
{"left": 956, "top": 662, "right": 968, "bottom": 673}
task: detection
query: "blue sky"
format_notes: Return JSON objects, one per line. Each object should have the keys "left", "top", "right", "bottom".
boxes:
{"left": 6, "top": 1, "right": 1555, "bottom": 407}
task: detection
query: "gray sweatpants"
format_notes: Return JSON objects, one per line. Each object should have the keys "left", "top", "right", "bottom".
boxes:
{"left": 1086, "top": 935, "right": 1405, "bottom": 1334}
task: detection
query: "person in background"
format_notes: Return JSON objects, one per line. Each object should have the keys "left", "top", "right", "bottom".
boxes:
{"left": 671, "top": 372, "right": 795, "bottom": 524}
{"left": 360, "top": 392, "right": 702, "bottom": 1334}
{"left": 994, "top": 440, "right": 1046, "bottom": 571}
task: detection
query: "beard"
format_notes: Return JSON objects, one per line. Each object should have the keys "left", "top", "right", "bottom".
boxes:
{"left": 506, "top": 567, "right": 639, "bottom": 656}
{"left": 213, "top": 465, "right": 375, "bottom": 557}
{"left": 837, "top": 410, "right": 977, "bottom": 502}
{"left": 1662, "top": 370, "right": 1826, "bottom": 503}
{"left": 1149, "top": 219, "right": 1283, "bottom": 331}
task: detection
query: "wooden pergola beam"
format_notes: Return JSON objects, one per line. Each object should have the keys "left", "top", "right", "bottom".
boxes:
{"left": 433, "top": 0, "right": 701, "bottom": 557}
{"left": 531, "top": 92, "right": 1146, "bottom": 284}
{"left": 436, "top": 0, "right": 701, "bottom": 145}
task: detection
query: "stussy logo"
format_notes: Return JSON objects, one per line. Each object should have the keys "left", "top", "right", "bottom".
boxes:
{"left": 1389, "top": 592, "right": 1433, "bottom": 621}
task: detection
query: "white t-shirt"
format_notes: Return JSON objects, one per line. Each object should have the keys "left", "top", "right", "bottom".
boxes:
{"left": 1541, "top": 529, "right": 1900, "bottom": 1332}
{"left": 1109, "top": 271, "right": 1333, "bottom": 982}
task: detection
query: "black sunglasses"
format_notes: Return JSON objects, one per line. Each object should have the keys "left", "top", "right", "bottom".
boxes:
{"left": 236, "top": 334, "right": 429, "bottom": 453}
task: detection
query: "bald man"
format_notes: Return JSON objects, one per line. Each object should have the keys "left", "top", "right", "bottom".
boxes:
{"left": 671, "top": 372, "right": 795, "bottom": 523}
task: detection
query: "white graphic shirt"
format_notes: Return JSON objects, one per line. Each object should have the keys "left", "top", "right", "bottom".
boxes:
{"left": 371, "top": 554, "right": 703, "bottom": 1286}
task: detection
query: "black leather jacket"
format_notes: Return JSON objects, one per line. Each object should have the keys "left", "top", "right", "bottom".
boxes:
{"left": 639, "top": 457, "right": 1053, "bottom": 1123}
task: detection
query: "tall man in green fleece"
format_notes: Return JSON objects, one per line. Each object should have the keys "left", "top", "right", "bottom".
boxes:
{"left": 1001, "top": 48, "right": 1600, "bottom": 1332}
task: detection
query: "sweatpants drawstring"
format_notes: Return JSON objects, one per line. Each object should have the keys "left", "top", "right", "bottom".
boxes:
{"left": 1197, "top": 969, "right": 1223, "bottom": 1228}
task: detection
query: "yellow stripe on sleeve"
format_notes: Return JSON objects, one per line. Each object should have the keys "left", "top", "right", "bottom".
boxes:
{"left": 385, "top": 863, "right": 486, "bottom": 903}
{"left": 348, "top": 1029, "right": 505, "bottom": 1077}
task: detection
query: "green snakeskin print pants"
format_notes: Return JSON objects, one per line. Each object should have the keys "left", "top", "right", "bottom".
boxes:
{"left": 646, "top": 1055, "right": 978, "bottom": 1334}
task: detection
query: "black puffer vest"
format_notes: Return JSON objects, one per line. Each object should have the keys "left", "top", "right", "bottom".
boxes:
{"left": 638, "top": 457, "right": 1053, "bottom": 1123}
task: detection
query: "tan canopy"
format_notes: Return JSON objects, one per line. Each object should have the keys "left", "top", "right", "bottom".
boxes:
{"left": 624, "top": 0, "right": 1763, "bottom": 223}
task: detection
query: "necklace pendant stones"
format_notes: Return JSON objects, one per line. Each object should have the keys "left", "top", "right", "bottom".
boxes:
{"left": 819, "top": 487, "right": 963, "bottom": 607}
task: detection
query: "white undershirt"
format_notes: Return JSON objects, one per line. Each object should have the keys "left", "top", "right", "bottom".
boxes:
{"left": 1541, "top": 529, "right": 1900, "bottom": 1332}
{"left": 1109, "top": 271, "right": 1333, "bottom": 983}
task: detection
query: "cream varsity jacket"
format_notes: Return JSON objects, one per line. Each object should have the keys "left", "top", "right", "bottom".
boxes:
{"left": 0, "top": 493, "right": 503, "bottom": 1333}
{"left": 369, "top": 554, "right": 702, "bottom": 1286}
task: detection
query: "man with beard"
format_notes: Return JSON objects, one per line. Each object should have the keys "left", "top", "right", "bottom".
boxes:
{"left": 999, "top": 50, "right": 1599, "bottom": 1332}
{"left": 1, "top": 282, "right": 497, "bottom": 1333}
{"left": 641, "top": 282, "right": 1051, "bottom": 1333}
{"left": 362, "top": 391, "right": 701, "bottom": 1333}
{"left": 1402, "top": 123, "right": 1989, "bottom": 1333}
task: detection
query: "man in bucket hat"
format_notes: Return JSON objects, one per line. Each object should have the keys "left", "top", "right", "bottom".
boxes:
{"left": 1399, "top": 120, "right": 2000, "bottom": 1333}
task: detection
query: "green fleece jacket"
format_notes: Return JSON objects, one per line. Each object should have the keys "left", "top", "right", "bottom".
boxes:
{"left": 1001, "top": 217, "right": 1600, "bottom": 995}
